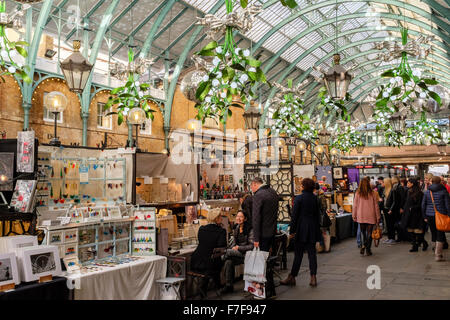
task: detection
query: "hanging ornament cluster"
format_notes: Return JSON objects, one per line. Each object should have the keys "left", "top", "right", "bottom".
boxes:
{"left": 373, "top": 28, "right": 442, "bottom": 147}
{"left": 329, "top": 121, "right": 364, "bottom": 154}
{"left": 180, "top": 56, "right": 212, "bottom": 104}
{"left": 193, "top": 0, "right": 266, "bottom": 124}
{"left": 374, "top": 32, "right": 433, "bottom": 62}
{"left": 271, "top": 79, "right": 317, "bottom": 142}
{"left": 109, "top": 55, "right": 154, "bottom": 82}
{"left": 0, "top": 1, "right": 31, "bottom": 83}
{"left": 105, "top": 48, "right": 156, "bottom": 125}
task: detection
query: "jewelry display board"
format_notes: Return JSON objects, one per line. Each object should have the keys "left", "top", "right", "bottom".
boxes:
{"left": 36, "top": 153, "right": 126, "bottom": 210}
{"left": 132, "top": 207, "right": 156, "bottom": 256}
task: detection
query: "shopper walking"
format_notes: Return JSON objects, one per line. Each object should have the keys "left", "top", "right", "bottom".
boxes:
{"left": 422, "top": 173, "right": 433, "bottom": 191}
{"left": 382, "top": 178, "right": 395, "bottom": 243}
{"left": 190, "top": 208, "right": 227, "bottom": 297}
{"left": 422, "top": 176, "right": 450, "bottom": 261}
{"left": 280, "top": 178, "right": 320, "bottom": 287}
{"left": 385, "top": 176, "right": 404, "bottom": 243}
{"left": 251, "top": 177, "right": 279, "bottom": 298}
{"left": 352, "top": 177, "right": 380, "bottom": 256}
{"left": 220, "top": 210, "right": 254, "bottom": 294}
{"left": 402, "top": 177, "right": 427, "bottom": 252}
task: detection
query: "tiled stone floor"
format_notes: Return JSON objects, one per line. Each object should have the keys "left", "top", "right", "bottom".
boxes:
{"left": 218, "top": 233, "right": 450, "bottom": 300}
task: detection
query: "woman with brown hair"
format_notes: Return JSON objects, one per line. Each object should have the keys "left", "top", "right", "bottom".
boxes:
{"left": 352, "top": 177, "right": 380, "bottom": 256}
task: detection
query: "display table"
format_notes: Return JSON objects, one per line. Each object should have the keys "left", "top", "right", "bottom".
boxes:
{"left": 65, "top": 255, "right": 167, "bottom": 300}
{"left": 0, "top": 276, "right": 69, "bottom": 300}
{"left": 335, "top": 213, "right": 353, "bottom": 241}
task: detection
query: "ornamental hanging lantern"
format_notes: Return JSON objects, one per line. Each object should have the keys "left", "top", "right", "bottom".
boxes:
{"left": 356, "top": 143, "right": 365, "bottom": 154}
{"left": 60, "top": 40, "right": 94, "bottom": 93}
{"left": 318, "top": 125, "right": 332, "bottom": 145}
{"left": 330, "top": 148, "right": 339, "bottom": 156}
{"left": 323, "top": 54, "right": 353, "bottom": 100}
{"left": 389, "top": 111, "right": 406, "bottom": 133}
{"left": 243, "top": 106, "right": 262, "bottom": 131}
{"left": 297, "top": 140, "right": 307, "bottom": 151}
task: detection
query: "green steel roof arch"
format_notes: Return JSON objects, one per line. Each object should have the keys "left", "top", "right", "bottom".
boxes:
{"left": 137, "top": 0, "right": 178, "bottom": 59}
{"left": 253, "top": 0, "right": 450, "bottom": 55}
{"left": 65, "top": 0, "right": 106, "bottom": 41}
{"left": 261, "top": 12, "right": 450, "bottom": 76}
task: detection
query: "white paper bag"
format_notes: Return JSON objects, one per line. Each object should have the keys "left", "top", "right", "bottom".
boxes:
{"left": 243, "top": 247, "right": 269, "bottom": 283}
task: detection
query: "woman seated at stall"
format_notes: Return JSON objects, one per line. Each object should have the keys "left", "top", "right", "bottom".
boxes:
{"left": 190, "top": 208, "right": 227, "bottom": 297}
{"left": 220, "top": 210, "right": 254, "bottom": 294}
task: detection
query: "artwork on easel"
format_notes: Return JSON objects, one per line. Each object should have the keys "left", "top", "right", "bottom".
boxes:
{"left": 0, "top": 153, "right": 14, "bottom": 191}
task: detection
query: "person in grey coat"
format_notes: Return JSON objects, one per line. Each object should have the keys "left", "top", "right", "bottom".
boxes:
{"left": 220, "top": 210, "right": 254, "bottom": 294}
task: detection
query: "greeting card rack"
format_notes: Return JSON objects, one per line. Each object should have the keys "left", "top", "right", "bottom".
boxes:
{"left": 132, "top": 207, "right": 156, "bottom": 256}
{"left": 36, "top": 153, "right": 127, "bottom": 210}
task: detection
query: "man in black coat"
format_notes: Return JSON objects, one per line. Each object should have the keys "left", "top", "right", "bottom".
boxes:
{"left": 250, "top": 177, "right": 279, "bottom": 299}
{"left": 251, "top": 177, "right": 279, "bottom": 251}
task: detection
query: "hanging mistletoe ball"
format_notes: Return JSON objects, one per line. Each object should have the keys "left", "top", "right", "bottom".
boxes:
{"left": 180, "top": 69, "right": 207, "bottom": 104}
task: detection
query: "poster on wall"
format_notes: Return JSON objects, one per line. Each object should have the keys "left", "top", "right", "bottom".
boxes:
{"left": 333, "top": 167, "right": 343, "bottom": 179}
{"left": 0, "top": 153, "right": 14, "bottom": 191}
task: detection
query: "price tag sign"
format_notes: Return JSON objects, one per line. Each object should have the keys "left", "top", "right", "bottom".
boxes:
{"left": 60, "top": 217, "right": 71, "bottom": 225}
{"left": 79, "top": 165, "right": 89, "bottom": 184}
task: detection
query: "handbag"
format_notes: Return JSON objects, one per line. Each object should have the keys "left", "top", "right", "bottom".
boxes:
{"left": 317, "top": 198, "right": 332, "bottom": 228}
{"left": 430, "top": 191, "right": 450, "bottom": 232}
{"left": 372, "top": 226, "right": 382, "bottom": 247}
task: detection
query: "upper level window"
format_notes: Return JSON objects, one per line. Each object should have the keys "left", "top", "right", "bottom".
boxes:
{"left": 140, "top": 118, "right": 152, "bottom": 135}
{"left": 97, "top": 102, "right": 112, "bottom": 130}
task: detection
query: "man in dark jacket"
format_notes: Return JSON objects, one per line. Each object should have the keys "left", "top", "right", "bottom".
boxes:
{"left": 422, "top": 176, "right": 450, "bottom": 261}
{"left": 251, "top": 177, "right": 279, "bottom": 299}
{"left": 251, "top": 177, "right": 279, "bottom": 251}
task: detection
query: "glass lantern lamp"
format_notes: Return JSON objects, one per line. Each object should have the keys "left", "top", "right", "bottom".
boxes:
{"left": 128, "top": 107, "right": 146, "bottom": 151}
{"left": 318, "top": 125, "right": 331, "bottom": 145}
{"left": 389, "top": 112, "right": 406, "bottom": 133}
{"left": 298, "top": 140, "right": 307, "bottom": 164}
{"left": 44, "top": 91, "right": 67, "bottom": 146}
{"left": 356, "top": 143, "right": 365, "bottom": 154}
{"left": 323, "top": 54, "right": 353, "bottom": 100}
{"left": 60, "top": 40, "right": 94, "bottom": 93}
{"left": 243, "top": 106, "right": 262, "bottom": 132}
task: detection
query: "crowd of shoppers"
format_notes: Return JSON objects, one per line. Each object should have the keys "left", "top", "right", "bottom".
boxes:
{"left": 191, "top": 172, "right": 449, "bottom": 299}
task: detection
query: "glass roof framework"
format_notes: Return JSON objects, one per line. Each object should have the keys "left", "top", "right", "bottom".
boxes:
{"left": 13, "top": 0, "right": 450, "bottom": 119}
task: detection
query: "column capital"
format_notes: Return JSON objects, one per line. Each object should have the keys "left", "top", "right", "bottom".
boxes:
{"left": 81, "top": 111, "right": 90, "bottom": 119}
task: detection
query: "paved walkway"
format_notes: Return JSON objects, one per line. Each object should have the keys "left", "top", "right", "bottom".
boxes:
{"left": 221, "top": 233, "right": 450, "bottom": 300}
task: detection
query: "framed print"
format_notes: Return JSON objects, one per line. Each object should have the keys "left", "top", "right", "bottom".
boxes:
{"left": 0, "top": 252, "right": 20, "bottom": 286}
{"left": 48, "top": 231, "right": 63, "bottom": 245}
{"left": 333, "top": 167, "right": 343, "bottom": 179}
{"left": 0, "top": 235, "right": 38, "bottom": 254}
{"left": 15, "top": 245, "right": 62, "bottom": 282}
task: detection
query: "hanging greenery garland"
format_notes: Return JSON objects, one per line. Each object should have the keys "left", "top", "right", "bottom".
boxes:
{"left": 239, "top": 0, "right": 298, "bottom": 10}
{"left": 271, "top": 79, "right": 317, "bottom": 141}
{"left": 317, "top": 86, "right": 352, "bottom": 122}
{"left": 105, "top": 48, "right": 156, "bottom": 125}
{"left": 373, "top": 28, "right": 442, "bottom": 146}
{"left": 0, "top": 1, "right": 30, "bottom": 83}
{"left": 405, "top": 114, "right": 443, "bottom": 145}
{"left": 329, "top": 124, "right": 364, "bottom": 154}
{"left": 194, "top": 0, "right": 267, "bottom": 124}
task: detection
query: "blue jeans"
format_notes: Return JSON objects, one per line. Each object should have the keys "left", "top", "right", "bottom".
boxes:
{"left": 357, "top": 224, "right": 361, "bottom": 246}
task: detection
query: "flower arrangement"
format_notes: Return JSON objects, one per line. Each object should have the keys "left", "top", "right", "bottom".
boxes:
{"left": 105, "top": 48, "right": 156, "bottom": 125}
{"left": 194, "top": 0, "right": 267, "bottom": 124}
{"left": 271, "top": 79, "right": 317, "bottom": 141}
{"left": 0, "top": 1, "right": 30, "bottom": 83}
{"left": 405, "top": 114, "right": 443, "bottom": 145}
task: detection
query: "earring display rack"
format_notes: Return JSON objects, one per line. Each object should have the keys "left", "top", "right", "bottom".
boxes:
{"left": 132, "top": 207, "right": 156, "bottom": 256}
{"left": 36, "top": 153, "right": 127, "bottom": 210}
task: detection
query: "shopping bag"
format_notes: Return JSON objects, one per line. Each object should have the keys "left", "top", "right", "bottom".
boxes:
{"left": 243, "top": 247, "right": 269, "bottom": 283}
{"left": 244, "top": 280, "right": 266, "bottom": 299}
{"left": 430, "top": 191, "right": 450, "bottom": 232}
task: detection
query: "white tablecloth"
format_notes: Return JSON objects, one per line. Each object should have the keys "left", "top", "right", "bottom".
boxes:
{"left": 65, "top": 255, "right": 167, "bottom": 300}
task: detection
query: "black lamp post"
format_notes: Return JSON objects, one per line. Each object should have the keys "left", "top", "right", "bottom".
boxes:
{"left": 44, "top": 91, "right": 67, "bottom": 146}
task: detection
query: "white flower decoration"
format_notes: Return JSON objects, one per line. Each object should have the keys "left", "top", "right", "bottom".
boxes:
{"left": 230, "top": 82, "right": 237, "bottom": 89}
{"left": 212, "top": 79, "right": 220, "bottom": 87}
{"left": 8, "top": 66, "right": 16, "bottom": 74}
{"left": 248, "top": 67, "right": 256, "bottom": 73}
{"left": 243, "top": 49, "right": 250, "bottom": 57}
{"left": 202, "top": 75, "right": 209, "bottom": 82}
{"left": 419, "top": 92, "right": 426, "bottom": 99}
{"left": 220, "top": 92, "right": 227, "bottom": 98}
{"left": 205, "top": 96, "right": 211, "bottom": 103}
{"left": 213, "top": 57, "right": 221, "bottom": 66}
{"left": 216, "top": 47, "right": 223, "bottom": 54}
{"left": 240, "top": 74, "right": 249, "bottom": 82}
{"left": 235, "top": 48, "right": 241, "bottom": 55}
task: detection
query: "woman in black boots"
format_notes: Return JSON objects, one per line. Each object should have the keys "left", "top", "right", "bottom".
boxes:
{"left": 402, "top": 177, "right": 428, "bottom": 252}
{"left": 280, "top": 178, "right": 320, "bottom": 287}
